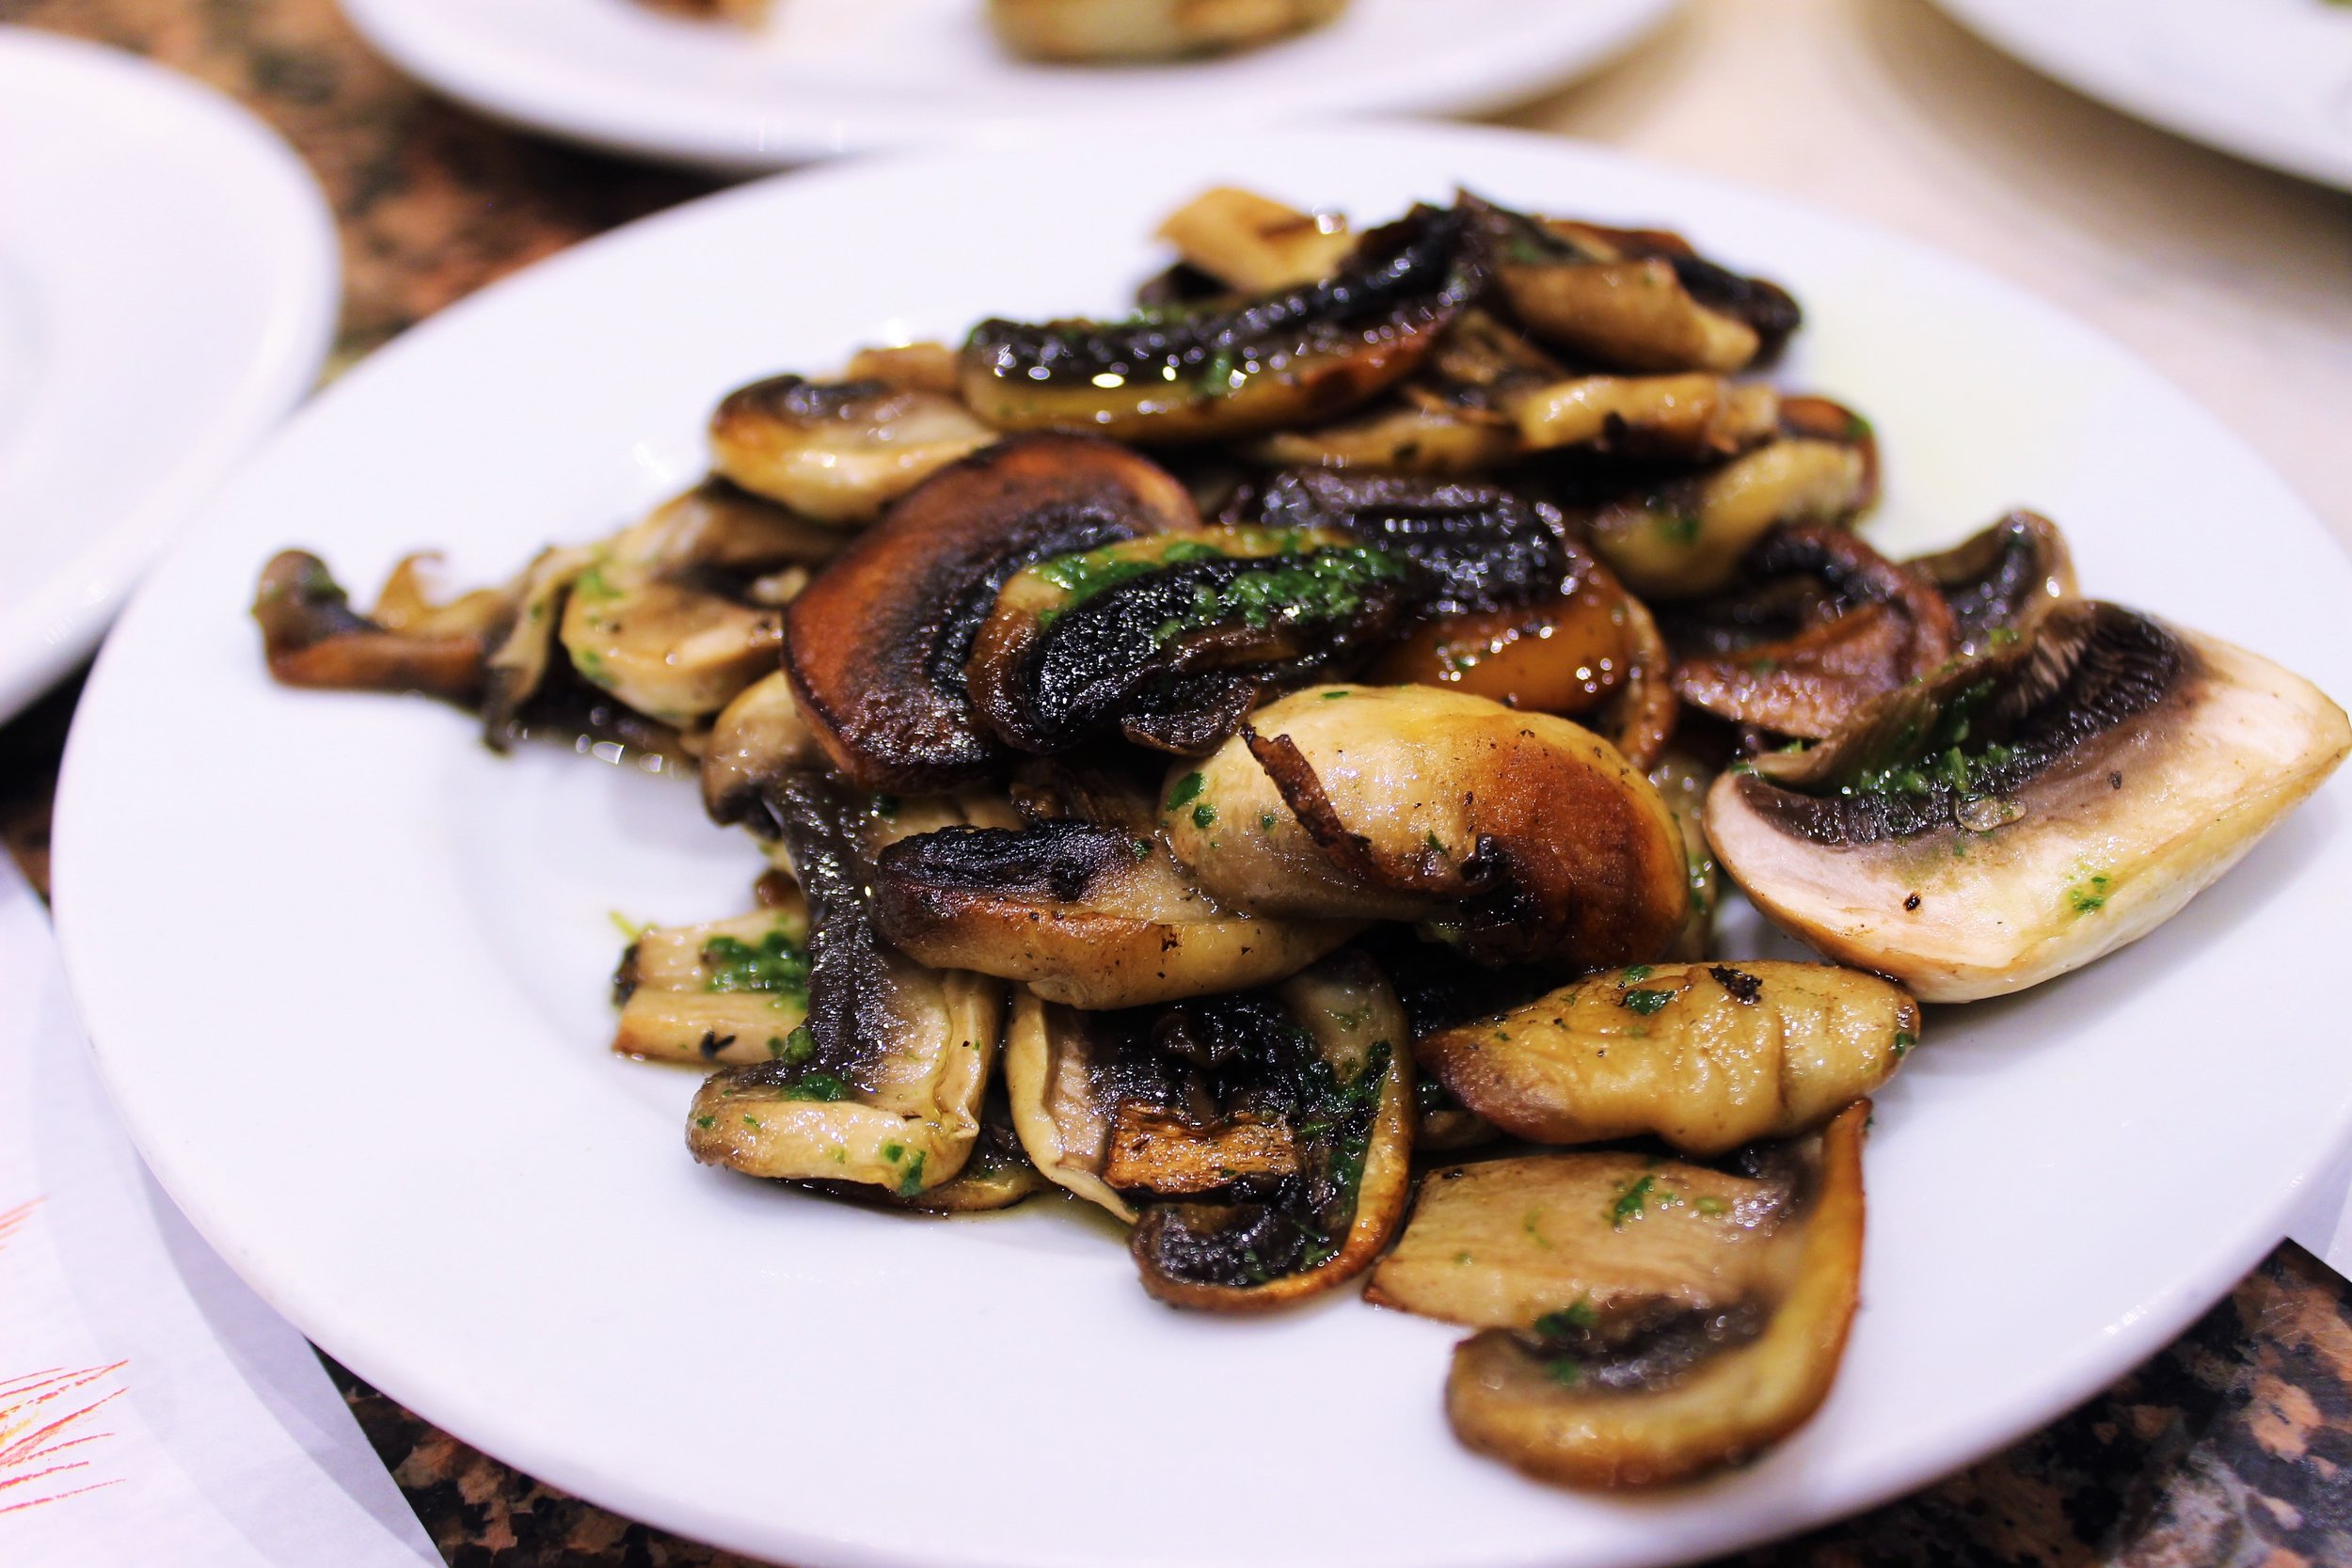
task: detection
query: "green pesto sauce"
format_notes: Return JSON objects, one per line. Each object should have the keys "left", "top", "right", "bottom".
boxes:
{"left": 702, "top": 928, "right": 812, "bottom": 1006}
{"left": 1035, "top": 537, "right": 1230, "bottom": 604}
{"left": 1152, "top": 546, "right": 1406, "bottom": 647}
{"left": 1836, "top": 678, "right": 2020, "bottom": 803}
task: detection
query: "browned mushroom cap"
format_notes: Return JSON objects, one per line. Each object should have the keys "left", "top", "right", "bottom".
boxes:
{"left": 1403, "top": 1102, "right": 1867, "bottom": 1488}
{"left": 783, "top": 435, "right": 1200, "bottom": 791}
{"left": 1670, "top": 525, "right": 1959, "bottom": 742}
{"left": 1418, "top": 960, "right": 1915, "bottom": 1155}
{"left": 1472, "top": 196, "right": 1802, "bottom": 374}
{"left": 708, "top": 373, "right": 995, "bottom": 525}
{"left": 253, "top": 550, "right": 502, "bottom": 705}
{"left": 612, "top": 902, "right": 811, "bottom": 1067}
{"left": 988, "top": 0, "right": 1344, "bottom": 60}
{"left": 686, "top": 771, "right": 1004, "bottom": 1195}
{"left": 1164, "top": 685, "right": 1690, "bottom": 969}
{"left": 1709, "top": 601, "right": 2352, "bottom": 1001}
{"left": 1581, "top": 397, "right": 1878, "bottom": 601}
{"left": 872, "top": 818, "right": 1359, "bottom": 1009}
{"left": 1909, "top": 509, "right": 2076, "bottom": 657}
{"left": 960, "top": 204, "right": 1478, "bottom": 444}
{"left": 965, "top": 525, "right": 1420, "bottom": 757}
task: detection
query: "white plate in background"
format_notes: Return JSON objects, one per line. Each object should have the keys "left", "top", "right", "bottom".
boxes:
{"left": 337, "top": 0, "right": 1680, "bottom": 169}
{"left": 0, "top": 28, "right": 339, "bottom": 721}
{"left": 1935, "top": 0, "right": 2352, "bottom": 191}
{"left": 52, "top": 124, "right": 2352, "bottom": 1568}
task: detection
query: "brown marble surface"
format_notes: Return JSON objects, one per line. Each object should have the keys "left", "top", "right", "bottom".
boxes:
{"left": 3, "top": 2, "right": 2348, "bottom": 1562}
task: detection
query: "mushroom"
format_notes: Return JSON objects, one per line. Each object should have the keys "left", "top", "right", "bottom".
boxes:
{"left": 1647, "top": 751, "right": 1724, "bottom": 961}
{"left": 1372, "top": 1101, "right": 1867, "bottom": 1487}
{"left": 783, "top": 434, "right": 1200, "bottom": 791}
{"left": 1668, "top": 524, "right": 1959, "bottom": 742}
{"left": 1473, "top": 197, "right": 1803, "bottom": 374}
{"left": 1251, "top": 403, "right": 1521, "bottom": 477}
{"left": 873, "top": 818, "right": 1360, "bottom": 1008}
{"left": 559, "top": 573, "right": 780, "bottom": 731}
{"left": 1580, "top": 397, "right": 1878, "bottom": 601}
{"left": 686, "top": 771, "right": 1004, "bottom": 1194}
{"left": 1417, "top": 960, "right": 1916, "bottom": 1154}
{"left": 1163, "top": 685, "right": 1690, "bottom": 969}
{"left": 1005, "top": 951, "right": 1414, "bottom": 1307}
{"left": 1708, "top": 600, "right": 2352, "bottom": 1001}
{"left": 987, "top": 0, "right": 1345, "bottom": 60}
{"left": 1509, "top": 374, "right": 1781, "bottom": 464}
{"left": 1154, "top": 186, "right": 1355, "bottom": 293}
{"left": 478, "top": 543, "right": 598, "bottom": 743}
{"left": 708, "top": 374, "right": 995, "bottom": 525}
{"left": 960, "top": 204, "right": 1478, "bottom": 443}
{"left": 964, "top": 524, "right": 1420, "bottom": 756}
{"left": 1909, "top": 509, "right": 2076, "bottom": 657}
{"left": 700, "top": 670, "right": 819, "bottom": 828}
{"left": 253, "top": 549, "right": 502, "bottom": 705}
{"left": 1354, "top": 927, "right": 1561, "bottom": 1151}
{"left": 612, "top": 903, "right": 811, "bottom": 1067}
{"left": 1238, "top": 467, "right": 1572, "bottom": 615}
{"left": 815, "top": 1085, "right": 1050, "bottom": 1215}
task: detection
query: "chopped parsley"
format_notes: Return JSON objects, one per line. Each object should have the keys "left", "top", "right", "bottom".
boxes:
{"left": 1167, "top": 771, "right": 1206, "bottom": 811}
{"left": 1192, "top": 801, "right": 1218, "bottom": 830}
{"left": 1620, "top": 987, "right": 1676, "bottom": 1016}
{"left": 1892, "top": 1029, "right": 1916, "bottom": 1058}
{"left": 702, "top": 928, "right": 812, "bottom": 1006}
{"left": 1534, "top": 1297, "right": 1600, "bottom": 1338}
{"left": 1609, "top": 1175, "right": 1656, "bottom": 1228}
{"left": 896, "top": 1151, "right": 928, "bottom": 1196}
{"left": 2070, "top": 872, "right": 2113, "bottom": 915}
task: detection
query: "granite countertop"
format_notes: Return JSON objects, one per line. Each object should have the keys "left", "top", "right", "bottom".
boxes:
{"left": 3, "top": 0, "right": 2347, "bottom": 1561}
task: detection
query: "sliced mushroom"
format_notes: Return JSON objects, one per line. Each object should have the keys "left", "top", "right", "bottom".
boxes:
{"left": 841, "top": 341, "right": 962, "bottom": 396}
{"left": 1474, "top": 197, "right": 1802, "bottom": 373}
{"left": 1164, "top": 685, "right": 1689, "bottom": 969}
{"left": 700, "top": 670, "right": 818, "bottom": 828}
{"left": 1670, "top": 525, "right": 1959, "bottom": 742}
{"left": 1155, "top": 186, "right": 1355, "bottom": 293}
{"left": 709, "top": 374, "right": 995, "bottom": 525}
{"left": 1406, "top": 1102, "right": 1867, "bottom": 1488}
{"left": 1708, "top": 600, "right": 2352, "bottom": 1001}
{"left": 1356, "top": 927, "right": 1560, "bottom": 1151}
{"left": 818, "top": 1085, "right": 1050, "bottom": 1215}
{"left": 1910, "top": 509, "right": 2076, "bottom": 657}
{"left": 966, "top": 524, "right": 1418, "bottom": 755}
{"left": 1002, "top": 990, "right": 1141, "bottom": 1221}
{"left": 988, "top": 0, "right": 1344, "bottom": 59}
{"left": 1419, "top": 960, "right": 1915, "bottom": 1154}
{"left": 686, "top": 772, "right": 1003, "bottom": 1193}
{"left": 783, "top": 435, "right": 1200, "bottom": 790}
{"left": 560, "top": 574, "right": 780, "bottom": 731}
{"left": 253, "top": 550, "right": 501, "bottom": 705}
{"left": 479, "top": 543, "right": 598, "bottom": 744}
{"left": 1510, "top": 374, "right": 1780, "bottom": 464}
{"left": 1250, "top": 403, "right": 1522, "bottom": 477}
{"left": 1238, "top": 467, "right": 1571, "bottom": 616}
{"left": 874, "top": 818, "right": 1359, "bottom": 1008}
{"left": 960, "top": 204, "right": 1477, "bottom": 443}
{"left": 1647, "top": 752, "right": 1724, "bottom": 961}
{"left": 1581, "top": 398, "right": 1878, "bottom": 601}
{"left": 612, "top": 904, "right": 810, "bottom": 1066}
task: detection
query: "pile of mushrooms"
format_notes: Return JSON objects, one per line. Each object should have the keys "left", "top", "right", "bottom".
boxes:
{"left": 252, "top": 186, "right": 2349, "bottom": 1491}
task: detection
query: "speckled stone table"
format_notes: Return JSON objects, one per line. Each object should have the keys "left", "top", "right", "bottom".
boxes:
{"left": 4, "top": 1, "right": 2350, "bottom": 1562}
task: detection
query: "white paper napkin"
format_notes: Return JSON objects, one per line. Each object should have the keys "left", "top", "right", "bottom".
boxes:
{"left": 0, "top": 858, "right": 439, "bottom": 1567}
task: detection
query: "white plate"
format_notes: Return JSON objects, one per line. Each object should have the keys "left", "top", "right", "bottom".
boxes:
{"left": 0, "top": 28, "right": 338, "bottom": 722}
{"left": 51, "top": 125, "right": 2352, "bottom": 1568}
{"left": 1935, "top": 0, "right": 2352, "bottom": 192}
{"left": 338, "top": 0, "right": 1679, "bottom": 169}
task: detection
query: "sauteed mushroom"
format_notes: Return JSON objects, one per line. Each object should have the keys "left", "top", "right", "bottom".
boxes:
{"left": 686, "top": 773, "right": 1003, "bottom": 1193}
{"left": 1510, "top": 374, "right": 1780, "bottom": 464}
{"left": 961, "top": 205, "right": 1478, "bottom": 442}
{"left": 988, "top": 0, "right": 1345, "bottom": 60}
{"left": 1474, "top": 198, "right": 1802, "bottom": 374}
{"left": 612, "top": 904, "right": 811, "bottom": 1066}
{"left": 1165, "top": 685, "right": 1689, "bottom": 968}
{"left": 784, "top": 435, "right": 1200, "bottom": 790}
{"left": 700, "top": 671, "right": 819, "bottom": 828}
{"left": 1708, "top": 601, "right": 2352, "bottom": 1000}
{"left": 1418, "top": 960, "right": 1916, "bottom": 1154}
{"left": 1155, "top": 187, "right": 1355, "bottom": 293}
{"left": 1910, "top": 509, "right": 2076, "bottom": 657}
{"left": 253, "top": 550, "right": 501, "bottom": 704}
{"left": 1581, "top": 398, "right": 1877, "bottom": 601}
{"left": 1376, "top": 1102, "right": 1867, "bottom": 1487}
{"left": 708, "top": 373, "right": 995, "bottom": 525}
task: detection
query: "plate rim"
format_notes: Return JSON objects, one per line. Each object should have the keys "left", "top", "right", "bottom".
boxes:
{"left": 50, "top": 119, "right": 2352, "bottom": 1568}
{"left": 0, "top": 26, "right": 340, "bottom": 721}
{"left": 1931, "top": 0, "right": 2352, "bottom": 193}
{"left": 333, "top": 0, "right": 1683, "bottom": 170}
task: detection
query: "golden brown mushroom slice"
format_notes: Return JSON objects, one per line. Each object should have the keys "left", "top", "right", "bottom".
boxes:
{"left": 709, "top": 374, "right": 995, "bottom": 526}
{"left": 1407, "top": 1103, "right": 1867, "bottom": 1489}
{"left": 1709, "top": 600, "right": 2352, "bottom": 1002}
{"left": 1155, "top": 187, "right": 1356, "bottom": 293}
{"left": 686, "top": 773, "right": 1003, "bottom": 1196}
{"left": 1473, "top": 197, "right": 1802, "bottom": 374}
{"left": 1647, "top": 752, "right": 1723, "bottom": 962}
{"left": 1164, "top": 685, "right": 1689, "bottom": 970}
{"left": 988, "top": 0, "right": 1346, "bottom": 62}
{"left": 1581, "top": 397, "right": 1878, "bottom": 602}
{"left": 1910, "top": 509, "right": 2077, "bottom": 658}
{"left": 253, "top": 550, "right": 504, "bottom": 705}
{"left": 960, "top": 204, "right": 1475, "bottom": 444}
{"left": 1509, "top": 374, "right": 1781, "bottom": 465}
{"left": 612, "top": 903, "right": 810, "bottom": 1067}
{"left": 700, "top": 670, "right": 819, "bottom": 828}
{"left": 874, "top": 819, "right": 1359, "bottom": 1008}
{"left": 1419, "top": 961, "right": 1915, "bottom": 1155}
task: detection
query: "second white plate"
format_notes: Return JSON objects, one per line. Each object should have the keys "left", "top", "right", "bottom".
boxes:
{"left": 1936, "top": 0, "right": 2352, "bottom": 192}
{"left": 339, "top": 0, "right": 1680, "bottom": 169}
{"left": 52, "top": 124, "right": 2352, "bottom": 1568}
